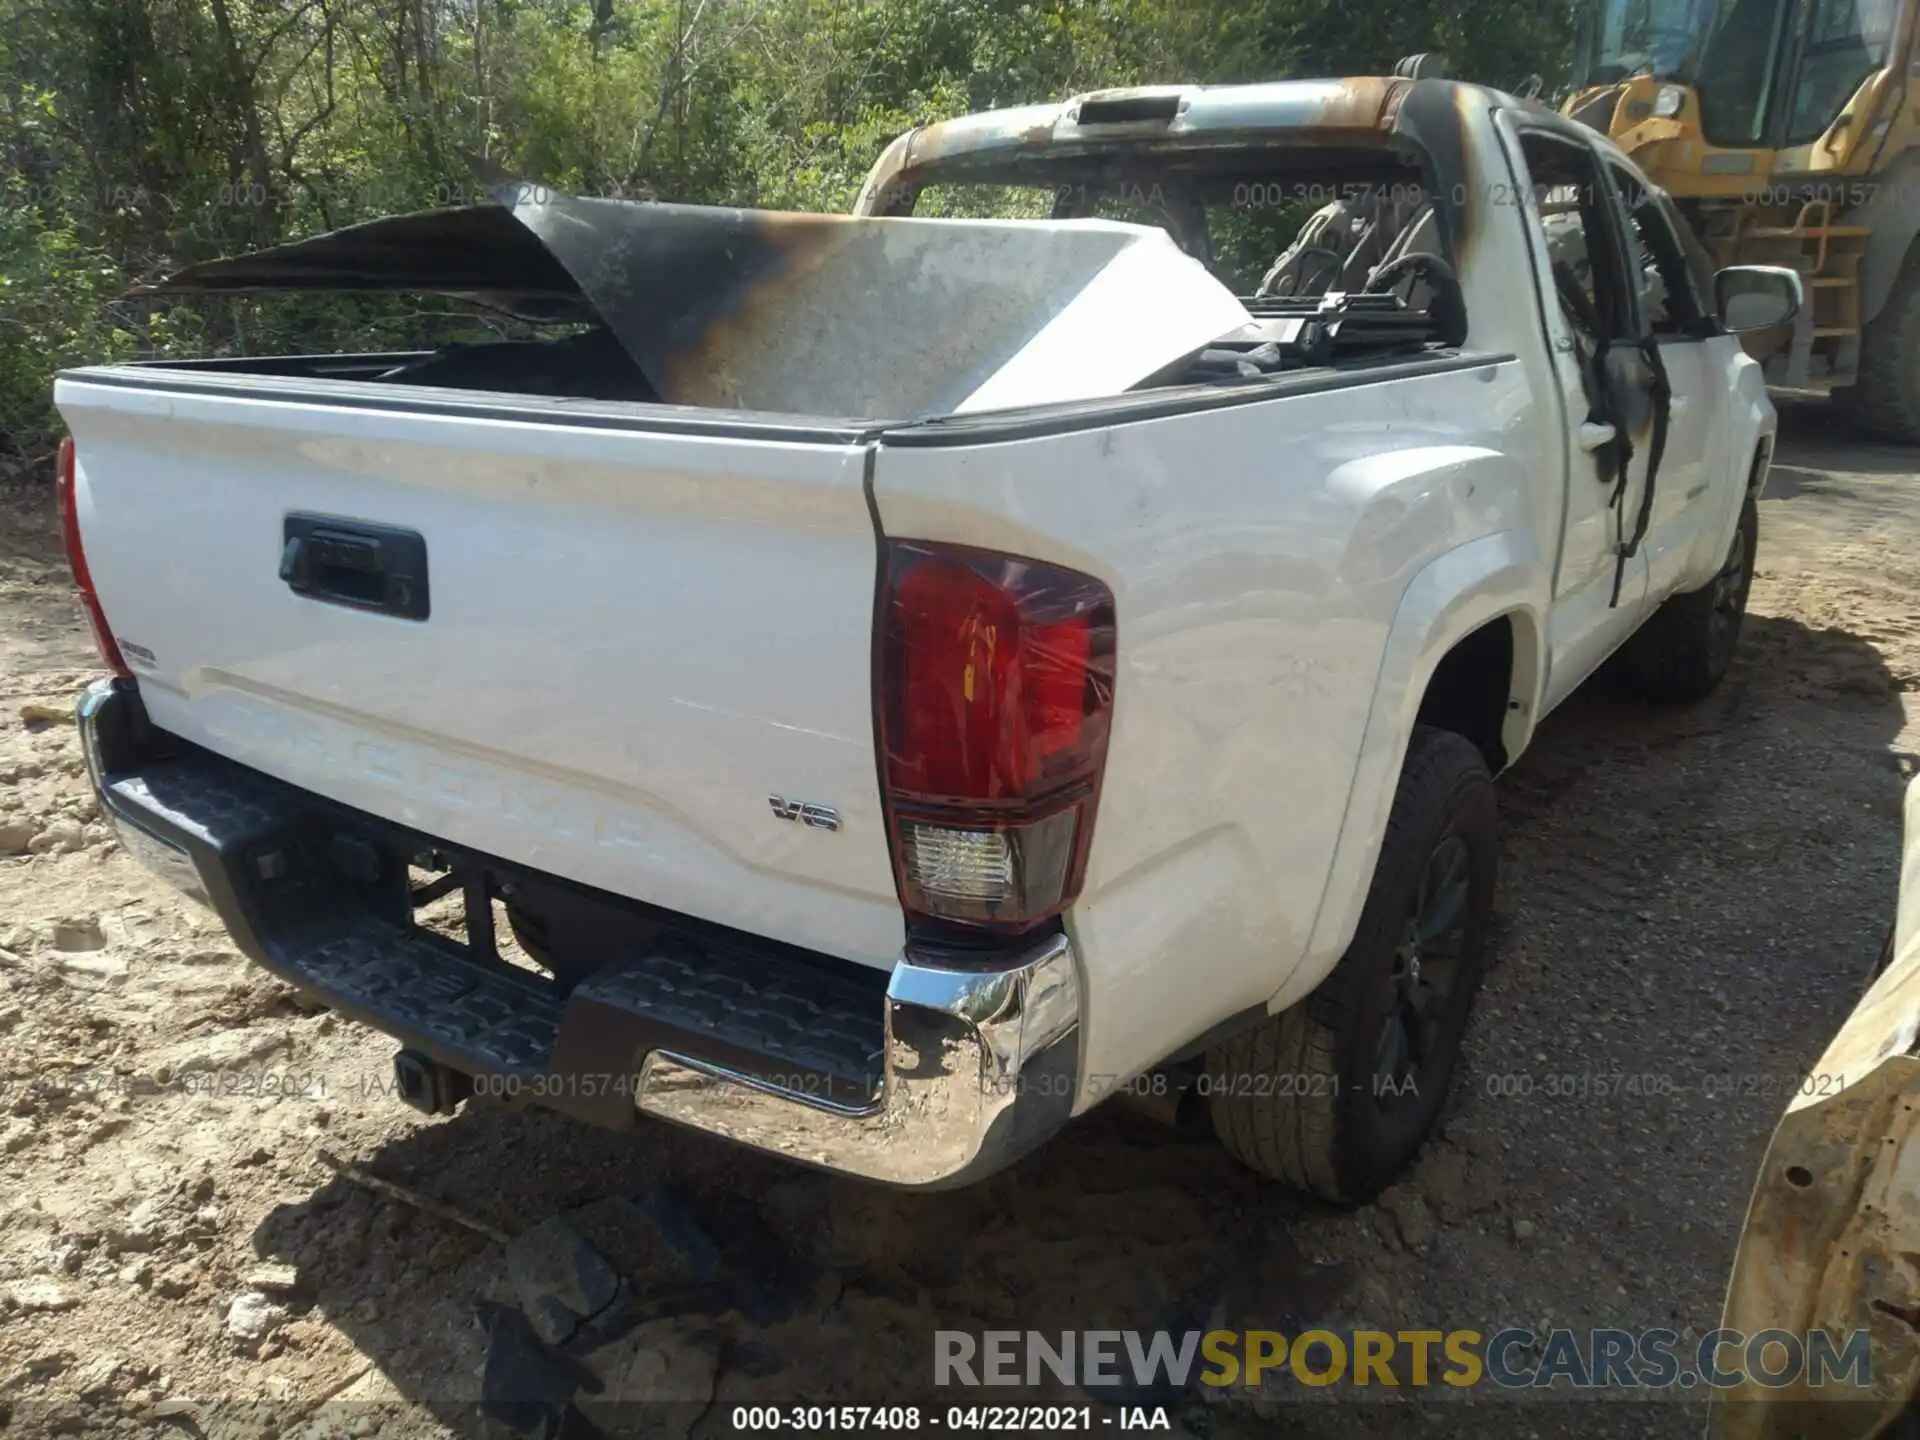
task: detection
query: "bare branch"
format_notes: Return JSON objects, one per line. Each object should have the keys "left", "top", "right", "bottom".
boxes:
{"left": 245, "top": 0, "right": 329, "bottom": 87}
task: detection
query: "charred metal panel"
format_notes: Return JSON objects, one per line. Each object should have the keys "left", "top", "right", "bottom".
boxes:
{"left": 131, "top": 205, "right": 590, "bottom": 323}
{"left": 851, "top": 77, "right": 1483, "bottom": 278}
{"left": 498, "top": 193, "right": 1249, "bottom": 417}
{"left": 1386, "top": 80, "right": 1474, "bottom": 270}
{"left": 132, "top": 193, "right": 1252, "bottom": 420}
{"left": 1179, "top": 77, "right": 1402, "bottom": 134}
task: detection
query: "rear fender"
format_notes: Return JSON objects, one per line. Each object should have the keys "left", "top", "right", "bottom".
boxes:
{"left": 1285, "top": 530, "right": 1543, "bottom": 1011}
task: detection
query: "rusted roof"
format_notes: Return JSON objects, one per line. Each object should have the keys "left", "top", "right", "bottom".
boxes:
{"left": 855, "top": 76, "right": 1454, "bottom": 212}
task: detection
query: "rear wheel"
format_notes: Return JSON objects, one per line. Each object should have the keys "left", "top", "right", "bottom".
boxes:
{"left": 1617, "top": 494, "right": 1758, "bottom": 703}
{"left": 1206, "top": 725, "right": 1497, "bottom": 1202}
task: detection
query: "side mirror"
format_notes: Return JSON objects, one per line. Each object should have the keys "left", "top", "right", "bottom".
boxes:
{"left": 1716, "top": 265, "right": 1803, "bottom": 334}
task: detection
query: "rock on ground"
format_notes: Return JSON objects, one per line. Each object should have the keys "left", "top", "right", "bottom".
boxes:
{"left": 224, "top": 1290, "right": 288, "bottom": 1344}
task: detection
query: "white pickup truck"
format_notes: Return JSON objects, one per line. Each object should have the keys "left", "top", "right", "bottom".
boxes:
{"left": 55, "top": 78, "right": 1796, "bottom": 1201}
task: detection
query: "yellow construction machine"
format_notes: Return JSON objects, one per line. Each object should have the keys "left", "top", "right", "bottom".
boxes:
{"left": 1555, "top": 0, "right": 1920, "bottom": 436}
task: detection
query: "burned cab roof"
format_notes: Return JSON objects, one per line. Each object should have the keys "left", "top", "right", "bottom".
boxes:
{"left": 858, "top": 78, "right": 1416, "bottom": 203}
{"left": 854, "top": 76, "right": 1481, "bottom": 263}
{"left": 132, "top": 190, "right": 1250, "bottom": 420}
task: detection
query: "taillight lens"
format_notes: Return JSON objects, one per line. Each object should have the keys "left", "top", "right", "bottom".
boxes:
{"left": 877, "top": 540, "right": 1115, "bottom": 930}
{"left": 55, "top": 436, "right": 131, "bottom": 678}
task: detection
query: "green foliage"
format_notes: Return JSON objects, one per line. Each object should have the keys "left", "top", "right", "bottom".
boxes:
{"left": 0, "top": 80, "right": 141, "bottom": 457}
{"left": 0, "top": 0, "right": 1572, "bottom": 463}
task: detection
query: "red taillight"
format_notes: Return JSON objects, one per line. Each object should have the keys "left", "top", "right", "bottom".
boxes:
{"left": 877, "top": 540, "right": 1115, "bottom": 930}
{"left": 55, "top": 436, "right": 131, "bottom": 678}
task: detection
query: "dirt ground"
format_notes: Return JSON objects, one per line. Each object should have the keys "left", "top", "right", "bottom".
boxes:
{"left": 0, "top": 403, "right": 1916, "bottom": 1439}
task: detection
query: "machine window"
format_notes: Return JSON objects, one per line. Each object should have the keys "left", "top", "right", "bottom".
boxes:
{"left": 1696, "top": 0, "right": 1796, "bottom": 145}
{"left": 1784, "top": 0, "right": 1899, "bottom": 145}
{"left": 1579, "top": 0, "right": 1899, "bottom": 149}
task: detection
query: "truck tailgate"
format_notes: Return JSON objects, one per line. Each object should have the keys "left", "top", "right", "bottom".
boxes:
{"left": 56, "top": 375, "right": 904, "bottom": 967}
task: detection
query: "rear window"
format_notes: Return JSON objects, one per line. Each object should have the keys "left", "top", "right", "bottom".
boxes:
{"left": 909, "top": 154, "right": 1446, "bottom": 300}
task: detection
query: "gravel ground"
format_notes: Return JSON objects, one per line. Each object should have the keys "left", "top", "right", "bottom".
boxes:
{"left": 0, "top": 402, "right": 1914, "bottom": 1439}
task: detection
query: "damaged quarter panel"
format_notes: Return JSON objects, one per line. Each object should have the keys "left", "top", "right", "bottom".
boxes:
{"left": 867, "top": 90, "right": 1573, "bottom": 1094}
{"left": 872, "top": 354, "right": 1540, "bottom": 1098}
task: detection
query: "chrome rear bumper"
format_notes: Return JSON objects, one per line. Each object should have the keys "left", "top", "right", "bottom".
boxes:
{"left": 78, "top": 677, "right": 1081, "bottom": 1188}
{"left": 638, "top": 934, "right": 1079, "bottom": 1186}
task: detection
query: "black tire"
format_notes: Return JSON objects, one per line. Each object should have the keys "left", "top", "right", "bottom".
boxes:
{"left": 1850, "top": 258, "right": 1920, "bottom": 444}
{"left": 1205, "top": 725, "right": 1497, "bottom": 1202}
{"left": 1616, "top": 494, "right": 1758, "bottom": 703}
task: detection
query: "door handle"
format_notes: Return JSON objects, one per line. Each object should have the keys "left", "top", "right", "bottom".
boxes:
{"left": 1578, "top": 421, "right": 1618, "bottom": 453}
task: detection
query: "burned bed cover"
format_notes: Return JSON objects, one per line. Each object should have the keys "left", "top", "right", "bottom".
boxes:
{"left": 132, "top": 189, "right": 1251, "bottom": 420}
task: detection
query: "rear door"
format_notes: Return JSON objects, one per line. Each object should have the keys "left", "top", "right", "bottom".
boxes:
{"left": 1602, "top": 162, "right": 1733, "bottom": 599}
{"left": 56, "top": 373, "right": 904, "bottom": 968}
{"left": 1500, "top": 119, "right": 1656, "bottom": 714}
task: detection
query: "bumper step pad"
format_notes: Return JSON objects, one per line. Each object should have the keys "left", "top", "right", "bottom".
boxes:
{"left": 79, "top": 678, "right": 1078, "bottom": 1186}
{"left": 298, "top": 926, "right": 565, "bottom": 1076}
{"left": 88, "top": 718, "right": 884, "bottom": 1126}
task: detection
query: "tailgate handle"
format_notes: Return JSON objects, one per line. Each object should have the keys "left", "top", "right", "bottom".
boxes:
{"left": 281, "top": 514, "right": 430, "bottom": 621}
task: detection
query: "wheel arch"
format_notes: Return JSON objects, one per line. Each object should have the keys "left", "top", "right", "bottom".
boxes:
{"left": 1415, "top": 611, "right": 1538, "bottom": 775}
{"left": 1678, "top": 423, "right": 1773, "bottom": 595}
{"left": 1748, "top": 431, "right": 1774, "bottom": 495}
{"left": 1280, "top": 530, "right": 1542, "bottom": 1012}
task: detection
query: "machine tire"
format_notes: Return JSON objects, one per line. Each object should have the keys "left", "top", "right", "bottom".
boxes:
{"left": 1851, "top": 256, "right": 1920, "bottom": 443}
{"left": 1617, "top": 495, "right": 1758, "bottom": 703}
{"left": 1205, "top": 725, "right": 1496, "bottom": 1202}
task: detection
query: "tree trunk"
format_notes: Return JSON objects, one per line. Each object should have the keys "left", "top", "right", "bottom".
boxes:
{"left": 207, "top": 0, "right": 280, "bottom": 243}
